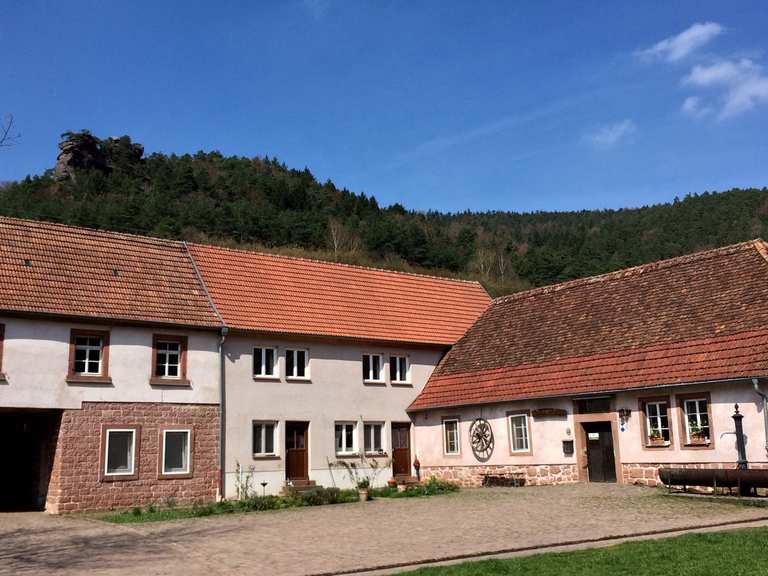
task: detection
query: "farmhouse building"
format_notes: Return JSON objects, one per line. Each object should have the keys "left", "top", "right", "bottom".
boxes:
{"left": 0, "top": 216, "right": 488, "bottom": 512}
{"left": 409, "top": 241, "right": 768, "bottom": 487}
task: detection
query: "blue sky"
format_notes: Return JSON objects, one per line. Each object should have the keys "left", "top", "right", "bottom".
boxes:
{"left": 2, "top": 1, "right": 767, "bottom": 212}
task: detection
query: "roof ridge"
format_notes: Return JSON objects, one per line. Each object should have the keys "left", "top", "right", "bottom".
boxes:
{"left": 0, "top": 215, "right": 185, "bottom": 248}
{"left": 493, "top": 239, "right": 765, "bottom": 305}
{"left": 189, "top": 242, "right": 486, "bottom": 287}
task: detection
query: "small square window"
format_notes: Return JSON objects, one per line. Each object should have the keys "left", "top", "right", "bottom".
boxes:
{"left": 74, "top": 335, "right": 104, "bottom": 375}
{"left": 253, "top": 347, "right": 278, "bottom": 378}
{"left": 362, "top": 354, "right": 384, "bottom": 382}
{"left": 335, "top": 422, "right": 356, "bottom": 454}
{"left": 162, "top": 430, "right": 190, "bottom": 475}
{"left": 286, "top": 349, "right": 309, "bottom": 379}
{"left": 105, "top": 429, "right": 136, "bottom": 477}
{"left": 253, "top": 421, "right": 277, "bottom": 455}
{"left": 364, "top": 423, "right": 384, "bottom": 453}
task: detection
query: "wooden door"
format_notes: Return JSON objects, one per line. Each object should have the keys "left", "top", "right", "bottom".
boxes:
{"left": 285, "top": 422, "right": 308, "bottom": 480}
{"left": 584, "top": 422, "right": 616, "bottom": 482}
{"left": 391, "top": 423, "right": 411, "bottom": 477}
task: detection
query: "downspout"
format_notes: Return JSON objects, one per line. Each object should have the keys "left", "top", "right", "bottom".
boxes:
{"left": 218, "top": 326, "right": 229, "bottom": 499}
{"left": 752, "top": 378, "right": 768, "bottom": 455}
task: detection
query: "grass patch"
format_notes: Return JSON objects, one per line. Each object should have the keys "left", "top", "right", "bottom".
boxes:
{"left": 400, "top": 526, "right": 768, "bottom": 575}
{"left": 99, "top": 487, "right": 358, "bottom": 524}
{"left": 369, "top": 477, "right": 460, "bottom": 499}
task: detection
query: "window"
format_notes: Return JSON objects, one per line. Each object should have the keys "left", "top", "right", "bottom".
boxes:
{"left": 335, "top": 422, "right": 356, "bottom": 454}
{"left": 161, "top": 429, "right": 191, "bottom": 475}
{"left": 683, "top": 398, "right": 711, "bottom": 444}
{"left": 253, "top": 347, "right": 277, "bottom": 378}
{"left": 252, "top": 421, "right": 277, "bottom": 456}
{"left": 509, "top": 413, "right": 530, "bottom": 452}
{"left": 443, "top": 418, "right": 459, "bottom": 455}
{"left": 643, "top": 400, "right": 670, "bottom": 445}
{"left": 151, "top": 335, "right": 188, "bottom": 385}
{"left": 390, "top": 355, "right": 409, "bottom": 383}
{"left": 364, "top": 423, "right": 384, "bottom": 453}
{"left": 69, "top": 330, "right": 110, "bottom": 380}
{"left": 286, "top": 349, "right": 309, "bottom": 379}
{"left": 104, "top": 428, "right": 137, "bottom": 478}
{"left": 362, "top": 354, "right": 384, "bottom": 382}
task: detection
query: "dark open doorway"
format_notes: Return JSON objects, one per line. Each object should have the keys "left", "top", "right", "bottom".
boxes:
{"left": 582, "top": 421, "right": 616, "bottom": 483}
{"left": 0, "top": 409, "right": 61, "bottom": 511}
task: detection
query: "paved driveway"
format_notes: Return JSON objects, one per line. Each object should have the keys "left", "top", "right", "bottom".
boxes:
{"left": 2, "top": 484, "right": 768, "bottom": 576}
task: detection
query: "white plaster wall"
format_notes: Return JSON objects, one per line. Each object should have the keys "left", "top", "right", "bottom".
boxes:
{"left": 413, "top": 398, "right": 576, "bottom": 469}
{"left": 223, "top": 334, "right": 444, "bottom": 496}
{"left": 0, "top": 316, "right": 220, "bottom": 408}
{"left": 413, "top": 381, "right": 768, "bottom": 471}
{"left": 616, "top": 382, "right": 768, "bottom": 465}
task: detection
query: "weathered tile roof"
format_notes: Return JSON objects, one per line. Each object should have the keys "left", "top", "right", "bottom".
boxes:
{"left": 410, "top": 241, "right": 768, "bottom": 410}
{"left": 0, "top": 217, "right": 221, "bottom": 327}
{"left": 187, "top": 243, "right": 491, "bottom": 346}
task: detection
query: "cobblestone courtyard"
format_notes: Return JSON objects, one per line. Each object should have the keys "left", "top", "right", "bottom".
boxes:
{"left": 3, "top": 484, "right": 768, "bottom": 576}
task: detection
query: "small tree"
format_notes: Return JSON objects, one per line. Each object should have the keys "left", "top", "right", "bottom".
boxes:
{"left": 0, "top": 114, "right": 20, "bottom": 149}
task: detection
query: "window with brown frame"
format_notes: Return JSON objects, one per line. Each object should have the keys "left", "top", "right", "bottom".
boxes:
{"left": 678, "top": 392, "right": 714, "bottom": 448}
{"left": 639, "top": 397, "right": 673, "bottom": 448}
{"left": 150, "top": 335, "right": 189, "bottom": 386}
{"left": 67, "top": 329, "right": 111, "bottom": 383}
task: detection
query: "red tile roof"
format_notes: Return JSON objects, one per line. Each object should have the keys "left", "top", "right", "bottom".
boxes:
{"left": 410, "top": 241, "right": 768, "bottom": 410}
{"left": 187, "top": 243, "right": 491, "bottom": 345}
{"left": 0, "top": 217, "right": 220, "bottom": 328}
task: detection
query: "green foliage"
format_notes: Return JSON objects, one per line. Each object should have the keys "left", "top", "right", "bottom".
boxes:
{"left": 369, "top": 477, "right": 459, "bottom": 499}
{"left": 5, "top": 131, "right": 768, "bottom": 296}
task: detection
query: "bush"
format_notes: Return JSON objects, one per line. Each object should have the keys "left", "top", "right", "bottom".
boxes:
{"left": 131, "top": 507, "right": 142, "bottom": 517}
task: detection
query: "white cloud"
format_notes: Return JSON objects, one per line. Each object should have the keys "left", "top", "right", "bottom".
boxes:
{"left": 683, "top": 58, "right": 768, "bottom": 118}
{"left": 583, "top": 119, "right": 637, "bottom": 149}
{"left": 681, "top": 96, "right": 713, "bottom": 118}
{"left": 637, "top": 22, "right": 723, "bottom": 63}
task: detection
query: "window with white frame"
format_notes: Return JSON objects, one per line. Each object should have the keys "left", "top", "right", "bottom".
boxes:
{"left": 162, "top": 429, "right": 190, "bottom": 475}
{"left": 252, "top": 421, "right": 277, "bottom": 456}
{"left": 362, "top": 354, "right": 384, "bottom": 382}
{"left": 390, "top": 355, "right": 409, "bottom": 383}
{"left": 684, "top": 398, "right": 710, "bottom": 443}
{"left": 104, "top": 429, "right": 136, "bottom": 476}
{"left": 286, "top": 348, "right": 309, "bottom": 379}
{"left": 443, "top": 419, "right": 459, "bottom": 454}
{"left": 509, "top": 413, "right": 530, "bottom": 452}
{"left": 253, "top": 347, "right": 277, "bottom": 378}
{"left": 364, "top": 422, "right": 384, "bottom": 453}
{"left": 155, "top": 340, "right": 181, "bottom": 378}
{"left": 335, "top": 422, "right": 356, "bottom": 454}
{"left": 74, "top": 335, "right": 104, "bottom": 375}
{"left": 644, "top": 401, "right": 670, "bottom": 444}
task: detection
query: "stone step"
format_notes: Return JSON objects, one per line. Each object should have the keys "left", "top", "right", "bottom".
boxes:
{"left": 281, "top": 480, "right": 320, "bottom": 495}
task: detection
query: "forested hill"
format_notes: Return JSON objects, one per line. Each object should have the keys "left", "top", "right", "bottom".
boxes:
{"left": 2, "top": 131, "right": 768, "bottom": 296}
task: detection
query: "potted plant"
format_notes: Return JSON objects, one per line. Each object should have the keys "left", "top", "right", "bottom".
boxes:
{"left": 688, "top": 423, "right": 708, "bottom": 444}
{"left": 387, "top": 478, "right": 397, "bottom": 488}
{"left": 648, "top": 429, "right": 666, "bottom": 447}
{"left": 357, "top": 478, "right": 370, "bottom": 502}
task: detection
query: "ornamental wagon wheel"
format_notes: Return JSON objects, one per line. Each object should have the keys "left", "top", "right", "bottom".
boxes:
{"left": 470, "top": 418, "right": 494, "bottom": 462}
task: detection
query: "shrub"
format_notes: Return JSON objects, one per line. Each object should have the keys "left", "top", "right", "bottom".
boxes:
{"left": 146, "top": 504, "right": 156, "bottom": 514}
{"left": 131, "top": 507, "right": 142, "bottom": 517}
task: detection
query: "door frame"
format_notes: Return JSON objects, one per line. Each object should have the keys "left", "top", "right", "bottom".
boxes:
{"left": 573, "top": 412, "right": 623, "bottom": 484}
{"left": 284, "top": 421, "right": 309, "bottom": 481}
{"left": 391, "top": 422, "right": 412, "bottom": 477}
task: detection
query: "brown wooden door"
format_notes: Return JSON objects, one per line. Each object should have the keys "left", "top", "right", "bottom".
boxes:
{"left": 285, "top": 422, "right": 308, "bottom": 480}
{"left": 391, "top": 423, "right": 411, "bottom": 477}
{"left": 584, "top": 422, "right": 616, "bottom": 482}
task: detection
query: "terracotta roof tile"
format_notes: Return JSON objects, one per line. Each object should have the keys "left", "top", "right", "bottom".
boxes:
{"left": 187, "top": 243, "right": 491, "bottom": 345}
{"left": 0, "top": 217, "right": 220, "bottom": 328}
{"left": 411, "top": 241, "right": 768, "bottom": 410}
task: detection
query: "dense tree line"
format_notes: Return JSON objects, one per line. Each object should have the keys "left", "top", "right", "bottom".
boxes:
{"left": 2, "top": 131, "right": 768, "bottom": 296}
